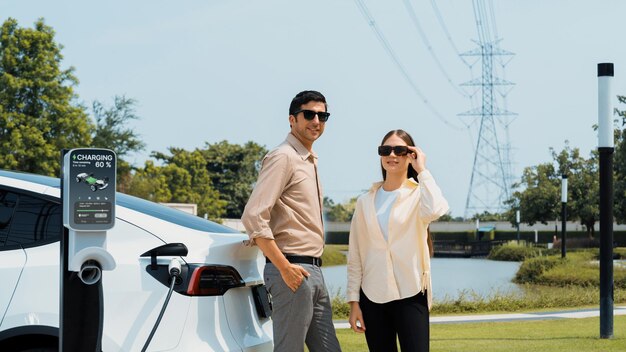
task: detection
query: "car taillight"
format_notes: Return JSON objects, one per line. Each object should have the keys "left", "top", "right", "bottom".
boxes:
{"left": 186, "top": 265, "right": 245, "bottom": 296}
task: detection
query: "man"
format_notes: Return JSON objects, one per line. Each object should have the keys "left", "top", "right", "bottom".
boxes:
{"left": 242, "top": 90, "right": 342, "bottom": 352}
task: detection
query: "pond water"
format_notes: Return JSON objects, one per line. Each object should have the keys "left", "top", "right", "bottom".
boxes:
{"left": 321, "top": 258, "right": 521, "bottom": 302}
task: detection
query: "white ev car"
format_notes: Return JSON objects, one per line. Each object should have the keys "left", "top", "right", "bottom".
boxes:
{"left": 0, "top": 170, "right": 273, "bottom": 351}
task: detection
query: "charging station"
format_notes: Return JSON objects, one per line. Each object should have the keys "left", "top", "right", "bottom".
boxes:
{"left": 60, "top": 148, "right": 116, "bottom": 351}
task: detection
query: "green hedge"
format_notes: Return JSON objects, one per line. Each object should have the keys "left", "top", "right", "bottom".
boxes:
{"left": 514, "top": 251, "right": 626, "bottom": 289}
{"left": 515, "top": 256, "right": 562, "bottom": 284}
{"left": 326, "top": 230, "right": 626, "bottom": 246}
{"left": 321, "top": 245, "right": 347, "bottom": 266}
{"left": 488, "top": 242, "right": 542, "bottom": 261}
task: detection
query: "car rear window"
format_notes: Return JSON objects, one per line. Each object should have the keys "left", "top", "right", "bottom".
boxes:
{"left": 0, "top": 170, "right": 240, "bottom": 234}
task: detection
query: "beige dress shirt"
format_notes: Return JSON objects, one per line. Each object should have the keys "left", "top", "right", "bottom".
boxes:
{"left": 241, "top": 133, "right": 325, "bottom": 258}
{"left": 346, "top": 170, "right": 449, "bottom": 309}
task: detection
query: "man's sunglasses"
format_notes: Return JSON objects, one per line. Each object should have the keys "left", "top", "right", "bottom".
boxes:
{"left": 378, "top": 145, "right": 412, "bottom": 157}
{"left": 293, "top": 109, "right": 330, "bottom": 122}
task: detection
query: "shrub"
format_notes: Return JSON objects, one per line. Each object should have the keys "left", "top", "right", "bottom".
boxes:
{"left": 540, "top": 261, "right": 600, "bottom": 287}
{"left": 330, "top": 285, "right": 626, "bottom": 318}
{"left": 514, "top": 251, "right": 626, "bottom": 288}
{"left": 321, "top": 245, "right": 347, "bottom": 266}
{"left": 514, "top": 256, "right": 561, "bottom": 284}
{"left": 541, "top": 256, "right": 626, "bottom": 289}
{"left": 488, "top": 241, "right": 542, "bottom": 261}
{"left": 331, "top": 292, "right": 351, "bottom": 318}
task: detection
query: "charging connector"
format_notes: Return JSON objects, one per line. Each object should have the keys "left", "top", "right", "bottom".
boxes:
{"left": 168, "top": 258, "right": 182, "bottom": 285}
{"left": 141, "top": 257, "right": 183, "bottom": 352}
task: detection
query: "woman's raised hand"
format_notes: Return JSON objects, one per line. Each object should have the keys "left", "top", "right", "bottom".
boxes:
{"left": 409, "top": 146, "right": 426, "bottom": 173}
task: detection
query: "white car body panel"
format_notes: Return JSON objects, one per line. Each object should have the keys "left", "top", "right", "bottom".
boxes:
{"left": 166, "top": 296, "right": 243, "bottom": 351}
{"left": 0, "top": 249, "right": 25, "bottom": 324}
{"left": 0, "top": 171, "right": 273, "bottom": 351}
{"left": 1, "top": 243, "right": 58, "bottom": 330}
{"left": 223, "top": 287, "right": 273, "bottom": 350}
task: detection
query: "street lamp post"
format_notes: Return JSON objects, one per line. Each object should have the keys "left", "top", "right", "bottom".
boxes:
{"left": 475, "top": 218, "right": 479, "bottom": 240}
{"left": 598, "top": 62, "right": 614, "bottom": 339}
{"left": 516, "top": 210, "right": 520, "bottom": 244}
{"left": 561, "top": 175, "right": 567, "bottom": 258}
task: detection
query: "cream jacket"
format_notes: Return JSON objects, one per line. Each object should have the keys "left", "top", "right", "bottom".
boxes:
{"left": 346, "top": 170, "right": 449, "bottom": 309}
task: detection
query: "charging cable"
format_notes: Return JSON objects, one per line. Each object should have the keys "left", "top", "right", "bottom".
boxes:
{"left": 141, "top": 258, "right": 182, "bottom": 352}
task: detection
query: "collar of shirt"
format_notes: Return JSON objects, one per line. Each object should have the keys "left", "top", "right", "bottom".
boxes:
{"left": 368, "top": 178, "right": 418, "bottom": 194}
{"left": 286, "top": 133, "right": 318, "bottom": 161}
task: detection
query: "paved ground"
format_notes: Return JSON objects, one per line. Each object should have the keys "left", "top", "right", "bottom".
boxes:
{"left": 333, "top": 305, "right": 626, "bottom": 328}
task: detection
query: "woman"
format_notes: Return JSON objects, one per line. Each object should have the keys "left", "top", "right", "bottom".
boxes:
{"left": 347, "top": 129, "right": 449, "bottom": 352}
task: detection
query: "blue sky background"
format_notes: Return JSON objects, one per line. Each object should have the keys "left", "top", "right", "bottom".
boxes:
{"left": 3, "top": 0, "right": 625, "bottom": 217}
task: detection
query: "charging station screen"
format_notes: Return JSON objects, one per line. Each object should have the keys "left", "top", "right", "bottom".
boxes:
{"left": 63, "top": 148, "right": 116, "bottom": 231}
{"left": 74, "top": 201, "right": 112, "bottom": 225}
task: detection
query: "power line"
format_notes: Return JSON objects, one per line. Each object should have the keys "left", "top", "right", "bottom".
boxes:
{"left": 489, "top": 0, "right": 499, "bottom": 38}
{"left": 429, "top": 0, "right": 482, "bottom": 133}
{"left": 429, "top": 0, "right": 473, "bottom": 67}
{"left": 472, "top": 0, "right": 488, "bottom": 44}
{"left": 401, "top": 0, "right": 470, "bottom": 97}
{"left": 353, "top": 0, "right": 464, "bottom": 130}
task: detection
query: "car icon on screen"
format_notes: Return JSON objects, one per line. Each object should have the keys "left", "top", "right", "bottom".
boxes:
{"left": 76, "top": 172, "right": 109, "bottom": 192}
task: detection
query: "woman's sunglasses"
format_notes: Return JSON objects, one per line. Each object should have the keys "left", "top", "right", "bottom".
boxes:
{"left": 378, "top": 145, "right": 411, "bottom": 156}
{"left": 293, "top": 109, "right": 330, "bottom": 122}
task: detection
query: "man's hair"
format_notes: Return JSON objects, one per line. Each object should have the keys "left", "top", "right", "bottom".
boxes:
{"left": 289, "top": 90, "right": 327, "bottom": 115}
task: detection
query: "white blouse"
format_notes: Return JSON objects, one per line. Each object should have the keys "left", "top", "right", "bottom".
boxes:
{"left": 374, "top": 187, "right": 402, "bottom": 242}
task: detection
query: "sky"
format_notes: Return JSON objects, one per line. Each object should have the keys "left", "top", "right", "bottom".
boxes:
{"left": 3, "top": 0, "right": 625, "bottom": 218}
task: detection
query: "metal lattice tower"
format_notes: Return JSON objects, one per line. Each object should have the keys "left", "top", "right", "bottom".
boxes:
{"left": 461, "top": 0, "right": 517, "bottom": 219}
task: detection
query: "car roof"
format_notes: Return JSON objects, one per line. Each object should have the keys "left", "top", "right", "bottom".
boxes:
{"left": 0, "top": 169, "right": 240, "bottom": 234}
{"left": 0, "top": 169, "right": 60, "bottom": 188}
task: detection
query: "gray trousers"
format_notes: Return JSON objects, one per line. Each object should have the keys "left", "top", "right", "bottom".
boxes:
{"left": 264, "top": 263, "right": 342, "bottom": 352}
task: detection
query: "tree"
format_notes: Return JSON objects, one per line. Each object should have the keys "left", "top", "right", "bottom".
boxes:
{"left": 470, "top": 211, "right": 507, "bottom": 222}
{"left": 141, "top": 141, "right": 267, "bottom": 221}
{"left": 323, "top": 197, "right": 357, "bottom": 222}
{"left": 614, "top": 95, "right": 626, "bottom": 223}
{"left": 200, "top": 141, "right": 267, "bottom": 218}
{"left": 438, "top": 213, "right": 454, "bottom": 222}
{"left": 126, "top": 160, "right": 171, "bottom": 202}
{"left": 552, "top": 146, "right": 599, "bottom": 236}
{"left": 90, "top": 96, "right": 145, "bottom": 192}
{"left": 438, "top": 213, "right": 465, "bottom": 222}
{"left": 0, "top": 18, "right": 92, "bottom": 175}
{"left": 506, "top": 143, "right": 599, "bottom": 236}
{"left": 505, "top": 162, "right": 560, "bottom": 227}
{"left": 148, "top": 148, "right": 226, "bottom": 221}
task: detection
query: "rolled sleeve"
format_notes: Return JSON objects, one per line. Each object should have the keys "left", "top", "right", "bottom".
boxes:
{"left": 417, "top": 169, "right": 450, "bottom": 223}
{"left": 241, "top": 151, "right": 291, "bottom": 243}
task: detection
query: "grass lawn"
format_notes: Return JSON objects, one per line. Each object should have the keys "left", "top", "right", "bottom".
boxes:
{"left": 322, "top": 244, "right": 348, "bottom": 266}
{"left": 332, "top": 315, "right": 626, "bottom": 352}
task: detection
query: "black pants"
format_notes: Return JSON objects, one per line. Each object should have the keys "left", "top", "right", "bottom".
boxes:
{"left": 359, "top": 289, "right": 429, "bottom": 352}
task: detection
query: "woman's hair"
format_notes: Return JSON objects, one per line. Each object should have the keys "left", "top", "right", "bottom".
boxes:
{"left": 379, "top": 129, "right": 418, "bottom": 182}
{"left": 380, "top": 129, "right": 434, "bottom": 257}
{"left": 427, "top": 227, "right": 434, "bottom": 257}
